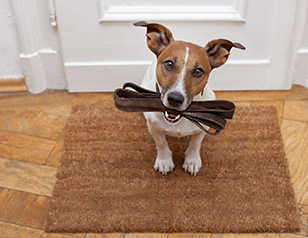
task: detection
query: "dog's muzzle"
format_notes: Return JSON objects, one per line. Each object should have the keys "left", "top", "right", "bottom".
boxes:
{"left": 163, "top": 91, "right": 187, "bottom": 123}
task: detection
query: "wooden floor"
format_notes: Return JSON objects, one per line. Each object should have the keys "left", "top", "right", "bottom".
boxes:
{"left": 0, "top": 85, "right": 308, "bottom": 238}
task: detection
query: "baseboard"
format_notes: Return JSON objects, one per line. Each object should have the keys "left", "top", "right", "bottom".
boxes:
{"left": 64, "top": 61, "right": 151, "bottom": 92}
{"left": 20, "top": 50, "right": 66, "bottom": 93}
{"left": 293, "top": 49, "right": 308, "bottom": 89}
{"left": 64, "top": 59, "right": 279, "bottom": 92}
{"left": 0, "top": 77, "right": 28, "bottom": 93}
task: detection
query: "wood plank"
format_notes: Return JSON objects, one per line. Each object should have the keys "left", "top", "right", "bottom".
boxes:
{"left": 124, "top": 234, "right": 168, "bottom": 238}
{"left": 211, "top": 234, "right": 289, "bottom": 237}
{"left": 0, "top": 90, "right": 113, "bottom": 108}
{"left": 0, "top": 108, "right": 68, "bottom": 139}
{"left": 280, "top": 119, "right": 308, "bottom": 204}
{"left": 298, "top": 204, "right": 308, "bottom": 237}
{"left": 215, "top": 85, "right": 308, "bottom": 102}
{"left": 23, "top": 105, "right": 73, "bottom": 117}
{"left": 167, "top": 234, "right": 193, "bottom": 238}
{"left": 0, "top": 130, "right": 56, "bottom": 164}
{"left": 278, "top": 234, "right": 306, "bottom": 238}
{"left": 168, "top": 234, "right": 211, "bottom": 238}
{"left": 0, "top": 221, "right": 83, "bottom": 238}
{"left": 86, "top": 233, "right": 124, "bottom": 238}
{"left": 167, "top": 234, "right": 211, "bottom": 238}
{"left": 0, "top": 157, "right": 57, "bottom": 196}
{"left": 296, "top": 204, "right": 308, "bottom": 237}
{"left": 191, "top": 234, "right": 212, "bottom": 238}
{"left": 0, "top": 188, "right": 50, "bottom": 229}
{"left": 46, "top": 133, "right": 66, "bottom": 167}
{"left": 282, "top": 100, "right": 308, "bottom": 122}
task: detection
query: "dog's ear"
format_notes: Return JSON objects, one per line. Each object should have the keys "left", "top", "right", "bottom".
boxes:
{"left": 134, "top": 21, "right": 174, "bottom": 56}
{"left": 205, "top": 39, "right": 245, "bottom": 69}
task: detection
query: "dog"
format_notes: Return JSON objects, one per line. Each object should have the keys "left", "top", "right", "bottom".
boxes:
{"left": 134, "top": 21, "right": 245, "bottom": 175}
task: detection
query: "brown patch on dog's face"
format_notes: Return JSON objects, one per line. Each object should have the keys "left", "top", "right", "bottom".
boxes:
{"left": 156, "top": 41, "right": 212, "bottom": 100}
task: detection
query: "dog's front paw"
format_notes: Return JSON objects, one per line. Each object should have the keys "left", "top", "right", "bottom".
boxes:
{"left": 154, "top": 157, "right": 175, "bottom": 175}
{"left": 183, "top": 155, "right": 202, "bottom": 176}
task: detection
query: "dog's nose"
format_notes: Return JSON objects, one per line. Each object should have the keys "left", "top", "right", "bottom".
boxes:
{"left": 167, "top": 92, "right": 184, "bottom": 108}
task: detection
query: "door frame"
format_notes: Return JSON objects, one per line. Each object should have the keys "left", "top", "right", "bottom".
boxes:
{"left": 10, "top": 0, "right": 65, "bottom": 93}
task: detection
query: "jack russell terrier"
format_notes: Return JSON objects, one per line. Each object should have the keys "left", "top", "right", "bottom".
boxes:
{"left": 134, "top": 21, "right": 245, "bottom": 176}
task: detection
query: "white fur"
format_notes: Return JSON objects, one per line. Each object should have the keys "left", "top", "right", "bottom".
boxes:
{"left": 141, "top": 57, "right": 216, "bottom": 175}
{"left": 161, "top": 46, "right": 190, "bottom": 111}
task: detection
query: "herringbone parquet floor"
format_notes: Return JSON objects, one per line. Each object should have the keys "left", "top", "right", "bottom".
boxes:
{"left": 0, "top": 85, "right": 307, "bottom": 238}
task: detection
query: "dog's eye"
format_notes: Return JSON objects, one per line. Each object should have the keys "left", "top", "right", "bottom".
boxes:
{"left": 193, "top": 68, "right": 204, "bottom": 78}
{"left": 164, "top": 60, "right": 174, "bottom": 71}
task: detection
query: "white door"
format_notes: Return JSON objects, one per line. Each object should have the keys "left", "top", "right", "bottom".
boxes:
{"left": 53, "top": 0, "right": 300, "bottom": 92}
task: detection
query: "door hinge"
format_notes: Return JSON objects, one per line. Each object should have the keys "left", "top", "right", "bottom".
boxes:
{"left": 46, "top": 0, "right": 57, "bottom": 27}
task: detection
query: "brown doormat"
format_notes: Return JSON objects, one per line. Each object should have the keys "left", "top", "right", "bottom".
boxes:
{"left": 45, "top": 103, "right": 300, "bottom": 233}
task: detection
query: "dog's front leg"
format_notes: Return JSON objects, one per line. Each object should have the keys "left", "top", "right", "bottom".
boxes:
{"left": 183, "top": 131, "right": 206, "bottom": 176}
{"left": 147, "top": 122, "right": 174, "bottom": 175}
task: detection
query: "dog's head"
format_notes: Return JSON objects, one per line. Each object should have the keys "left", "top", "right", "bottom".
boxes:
{"left": 134, "top": 21, "right": 245, "bottom": 122}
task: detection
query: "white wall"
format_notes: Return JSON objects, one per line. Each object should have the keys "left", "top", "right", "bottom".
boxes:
{"left": 0, "top": 0, "right": 23, "bottom": 79}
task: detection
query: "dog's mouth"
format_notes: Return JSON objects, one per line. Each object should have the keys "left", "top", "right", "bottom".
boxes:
{"left": 164, "top": 111, "right": 182, "bottom": 124}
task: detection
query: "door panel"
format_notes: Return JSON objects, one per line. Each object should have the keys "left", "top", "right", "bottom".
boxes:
{"left": 54, "top": 0, "right": 298, "bottom": 92}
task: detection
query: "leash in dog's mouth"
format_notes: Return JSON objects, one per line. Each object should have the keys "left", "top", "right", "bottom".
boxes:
{"left": 113, "top": 82, "right": 236, "bottom": 136}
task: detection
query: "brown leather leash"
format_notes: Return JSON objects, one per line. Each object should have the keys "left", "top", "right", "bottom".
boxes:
{"left": 113, "top": 82, "right": 236, "bottom": 135}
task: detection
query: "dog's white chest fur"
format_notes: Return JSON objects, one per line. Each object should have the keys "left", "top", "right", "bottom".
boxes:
{"left": 141, "top": 58, "right": 216, "bottom": 138}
